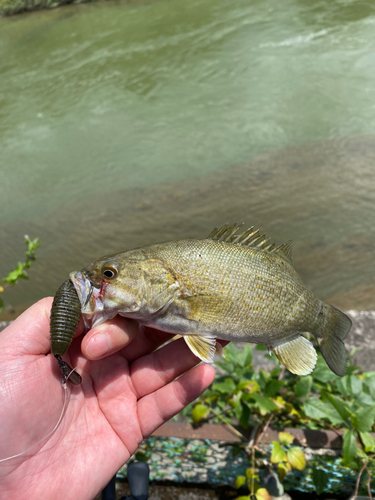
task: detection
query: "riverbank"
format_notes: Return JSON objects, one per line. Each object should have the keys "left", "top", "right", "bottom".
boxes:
{"left": 0, "top": 0, "right": 95, "bottom": 16}
{"left": 1, "top": 0, "right": 63, "bottom": 16}
{"left": 0, "top": 0, "right": 147, "bottom": 17}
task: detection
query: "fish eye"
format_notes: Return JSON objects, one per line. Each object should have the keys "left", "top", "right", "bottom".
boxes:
{"left": 102, "top": 265, "right": 118, "bottom": 280}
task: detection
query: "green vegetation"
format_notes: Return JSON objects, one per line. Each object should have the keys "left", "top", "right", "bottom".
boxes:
{"left": 0, "top": 235, "right": 42, "bottom": 314}
{"left": 1, "top": 0, "right": 47, "bottom": 16}
{"left": 185, "top": 343, "right": 375, "bottom": 499}
{"left": 0, "top": 0, "right": 88, "bottom": 16}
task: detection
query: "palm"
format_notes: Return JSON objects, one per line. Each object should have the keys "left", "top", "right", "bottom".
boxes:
{"left": 0, "top": 298, "right": 214, "bottom": 500}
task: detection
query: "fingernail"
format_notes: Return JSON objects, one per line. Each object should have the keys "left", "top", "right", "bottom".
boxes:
{"left": 87, "top": 333, "right": 111, "bottom": 358}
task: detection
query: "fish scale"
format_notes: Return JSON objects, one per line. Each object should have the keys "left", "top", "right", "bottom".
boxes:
{"left": 149, "top": 239, "right": 313, "bottom": 339}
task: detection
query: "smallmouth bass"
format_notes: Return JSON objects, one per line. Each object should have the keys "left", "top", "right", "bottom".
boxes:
{"left": 51, "top": 223, "right": 351, "bottom": 378}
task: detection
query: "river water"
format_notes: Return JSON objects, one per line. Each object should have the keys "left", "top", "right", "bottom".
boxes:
{"left": 1, "top": 0, "right": 375, "bottom": 317}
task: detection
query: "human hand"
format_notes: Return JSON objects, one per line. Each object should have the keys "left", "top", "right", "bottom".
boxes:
{"left": 0, "top": 298, "right": 215, "bottom": 500}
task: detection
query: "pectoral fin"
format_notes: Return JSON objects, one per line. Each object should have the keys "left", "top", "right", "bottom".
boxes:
{"left": 184, "top": 335, "right": 220, "bottom": 363}
{"left": 272, "top": 335, "right": 317, "bottom": 375}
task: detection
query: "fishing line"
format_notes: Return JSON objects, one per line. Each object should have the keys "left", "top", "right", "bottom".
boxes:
{"left": 0, "top": 366, "right": 80, "bottom": 463}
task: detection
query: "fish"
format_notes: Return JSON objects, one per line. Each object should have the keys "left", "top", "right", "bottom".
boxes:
{"left": 52, "top": 223, "right": 352, "bottom": 378}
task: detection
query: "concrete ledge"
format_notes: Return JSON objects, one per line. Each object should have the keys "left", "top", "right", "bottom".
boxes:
{"left": 152, "top": 422, "right": 375, "bottom": 449}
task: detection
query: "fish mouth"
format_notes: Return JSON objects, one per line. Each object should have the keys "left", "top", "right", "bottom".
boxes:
{"left": 69, "top": 271, "right": 105, "bottom": 331}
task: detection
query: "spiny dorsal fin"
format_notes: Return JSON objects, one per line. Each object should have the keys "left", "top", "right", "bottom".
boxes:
{"left": 207, "top": 223, "right": 293, "bottom": 263}
{"left": 274, "top": 240, "right": 293, "bottom": 263}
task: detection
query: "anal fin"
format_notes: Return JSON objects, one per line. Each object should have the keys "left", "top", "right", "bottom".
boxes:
{"left": 272, "top": 335, "right": 317, "bottom": 376}
{"left": 184, "top": 335, "right": 219, "bottom": 363}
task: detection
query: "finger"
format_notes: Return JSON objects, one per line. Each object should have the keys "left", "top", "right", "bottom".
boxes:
{"left": 130, "top": 337, "right": 203, "bottom": 399}
{"left": 138, "top": 364, "right": 215, "bottom": 438}
{"left": 0, "top": 297, "right": 85, "bottom": 356}
{"left": 82, "top": 316, "right": 139, "bottom": 360}
{"left": 120, "top": 325, "right": 175, "bottom": 363}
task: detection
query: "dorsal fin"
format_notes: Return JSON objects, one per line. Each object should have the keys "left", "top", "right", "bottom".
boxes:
{"left": 207, "top": 223, "right": 293, "bottom": 263}
{"left": 274, "top": 240, "right": 293, "bottom": 263}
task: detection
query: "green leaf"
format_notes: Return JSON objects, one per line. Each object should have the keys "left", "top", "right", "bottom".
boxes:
{"left": 278, "top": 463, "right": 289, "bottom": 481}
{"left": 294, "top": 376, "right": 312, "bottom": 398}
{"left": 270, "top": 367, "right": 281, "bottom": 378}
{"left": 363, "top": 376, "right": 375, "bottom": 399}
{"left": 348, "top": 375, "right": 363, "bottom": 397}
{"left": 356, "top": 391, "right": 375, "bottom": 406}
{"left": 255, "top": 487, "right": 272, "bottom": 500}
{"left": 303, "top": 398, "right": 329, "bottom": 420}
{"left": 312, "top": 468, "right": 329, "bottom": 495}
{"left": 335, "top": 376, "right": 349, "bottom": 397}
{"left": 235, "top": 475, "right": 246, "bottom": 489}
{"left": 234, "top": 496, "right": 251, "bottom": 500}
{"left": 223, "top": 343, "right": 241, "bottom": 364}
{"left": 212, "top": 378, "right": 236, "bottom": 394}
{"left": 239, "top": 402, "right": 250, "bottom": 429}
{"left": 351, "top": 405, "right": 375, "bottom": 432}
{"left": 249, "top": 393, "right": 277, "bottom": 415}
{"left": 258, "top": 369, "right": 269, "bottom": 390}
{"left": 237, "top": 344, "right": 253, "bottom": 367}
{"left": 216, "top": 360, "right": 234, "bottom": 374}
{"left": 255, "top": 343, "right": 266, "bottom": 351}
{"left": 287, "top": 447, "right": 306, "bottom": 470}
{"left": 0, "top": 296, "right": 3, "bottom": 314}
{"left": 270, "top": 442, "right": 287, "bottom": 463}
{"left": 191, "top": 404, "right": 210, "bottom": 424}
{"left": 278, "top": 432, "right": 294, "bottom": 446}
{"left": 356, "top": 447, "right": 369, "bottom": 461}
{"left": 25, "top": 236, "right": 42, "bottom": 257}
{"left": 303, "top": 397, "right": 344, "bottom": 424}
{"left": 321, "top": 391, "right": 353, "bottom": 423}
{"left": 234, "top": 366, "right": 247, "bottom": 379}
{"left": 313, "top": 357, "right": 338, "bottom": 383}
{"left": 3, "top": 262, "right": 28, "bottom": 285}
{"left": 217, "top": 399, "right": 226, "bottom": 410}
{"left": 233, "top": 393, "right": 243, "bottom": 418}
{"left": 359, "top": 431, "right": 375, "bottom": 452}
{"left": 342, "top": 429, "right": 358, "bottom": 466}
{"left": 245, "top": 468, "right": 259, "bottom": 481}
{"left": 264, "top": 380, "right": 284, "bottom": 397}
{"left": 237, "top": 380, "right": 260, "bottom": 394}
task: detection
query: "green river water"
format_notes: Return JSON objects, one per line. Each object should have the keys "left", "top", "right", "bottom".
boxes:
{"left": 1, "top": 0, "right": 375, "bottom": 317}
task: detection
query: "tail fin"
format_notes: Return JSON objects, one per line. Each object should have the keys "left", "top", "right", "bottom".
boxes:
{"left": 314, "top": 304, "right": 352, "bottom": 377}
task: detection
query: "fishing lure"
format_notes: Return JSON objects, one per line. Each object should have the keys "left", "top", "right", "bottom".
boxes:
{"left": 50, "top": 279, "right": 82, "bottom": 385}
